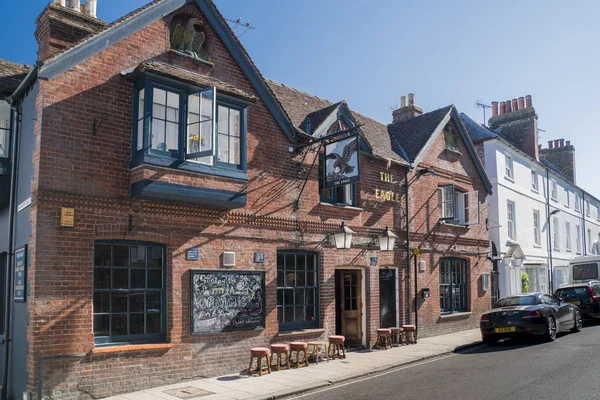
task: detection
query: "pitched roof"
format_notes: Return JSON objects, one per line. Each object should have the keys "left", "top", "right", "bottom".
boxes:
{"left": 388, "top": 106, "right": 453, "bottom": 163}
{"left": 129, "top": 60, "right": 256, "bottom": 102}
{"left": 266, "top": 80, "right": 410, "bottom": 166}
{"left": 459, "top": 112, "right": 498, "bottom": 142}
{"left": 0, "top": 59, "right": 30, "bottom": 94}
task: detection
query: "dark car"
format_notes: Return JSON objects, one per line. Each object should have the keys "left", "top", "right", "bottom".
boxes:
{"left": 480, "top": 293, "right": 582, "bottom": 344}
{"left": 554, "top": 281, "right": 600, "bottom": 320}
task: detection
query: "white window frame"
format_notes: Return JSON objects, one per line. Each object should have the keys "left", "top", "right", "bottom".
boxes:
{"left": 588, "top": 229, "right": 592, "bottom": 253}
{"left": 439, "top": 185, "right": 479, "bottom": 226}
{"left": 576, "top": 225, "right": 582, "bottom": 254}
{"left": 565, "top": 190, "right": 570, "bottom": 208}
{"left": 575, "top": 194, "right": 581, "bottom": 212}
{"left": 566, "top": 221, "right": 571, "bottom": 252}
{"left": 531, "top": 171, "right": 538, "bottom": 192}
{"left": 586, "top": 200, "right": 591, "bottom": 217}
{"left": 505, "top": 156, "right": 514, "bottom": 180}
{"left": 597, "top": 205, "right": 600, "bottom": 222}
{"left": 533, "top": 210, "right": 541, "bottom": 247}
{"left": 551, "top": 179, "right": 558, "bottom": 201}
{"left": 553, "top": 217, "right": 559, "bottom": 251}
{"left": 507, "top": 201, "right": 516, "bottom": 240}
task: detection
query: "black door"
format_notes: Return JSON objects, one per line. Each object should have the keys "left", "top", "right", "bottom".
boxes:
{"left": 379, "top": 269, "right": 397, "bottom": 328}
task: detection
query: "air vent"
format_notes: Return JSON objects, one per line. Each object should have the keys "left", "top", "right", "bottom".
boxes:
{"left": 223, "top": 251, "right": 235, "bottom": 267}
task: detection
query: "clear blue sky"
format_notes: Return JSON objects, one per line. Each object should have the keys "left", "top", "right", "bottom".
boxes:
{"left": 2, "top": 0, "right": 599, "bottom": 196}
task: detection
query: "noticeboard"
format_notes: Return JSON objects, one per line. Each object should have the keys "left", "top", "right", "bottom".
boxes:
{"left": 190, "top": 270, "right": 265, "bottom": 334}
{"left": 13, "top": 246, "right": 27, "bottom": 302}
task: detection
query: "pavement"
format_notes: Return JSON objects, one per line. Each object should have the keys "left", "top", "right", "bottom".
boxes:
{"left": 106, "top": 328, "right": 482, "bottom": 400}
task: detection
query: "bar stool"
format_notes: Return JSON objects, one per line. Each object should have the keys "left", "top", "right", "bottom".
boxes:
{"left": 248, "top": 347, "right": 271, "bottom": 376}
{"left": 307, "top": 341, "right": 329, "bottom": 364}
{"left": 270, "top": 343, "right": 290, "bottom": 371}
{"left": 402, "top": 324, "right": 417, "bottom": 344}
{"left": 289, "top": 342, "right": 309, "bottom": 368}
{"left": 328, "top": 335, "right": 346, "bottom": 359}
{"left": 376, "top": 328, "right": 392, "bottom": 350}
{"left": 390, "top": 327, "right": 404, "bottom": 346}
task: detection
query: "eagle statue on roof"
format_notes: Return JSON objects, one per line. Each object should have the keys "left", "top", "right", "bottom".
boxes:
{"left": 171, "top": 18, "right": 207, "bottom": 60}
{"left": 326, "top": 138, "right": 358, "bottom": 176}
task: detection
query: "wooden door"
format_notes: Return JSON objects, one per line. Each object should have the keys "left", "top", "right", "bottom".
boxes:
{"left": 339, "top": 270, "right": 362, "bottom": 346}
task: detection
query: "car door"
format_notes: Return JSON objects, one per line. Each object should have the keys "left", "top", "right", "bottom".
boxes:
{"left": 543, "top": 295, "right": 568, "bottom": 330}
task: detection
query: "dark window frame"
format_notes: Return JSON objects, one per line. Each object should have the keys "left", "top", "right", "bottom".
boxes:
{"left": 318, "top": 155, "right": 356, "bottom": 206}
{"left": 439, "top": 257, "right": 468, "bottom": 314}
{"left": 276, "top": 250, "right": 319, "bottom": 331}
{"left": 131, "top": 74, "right": 248, "bottom": 180}
{"left": 93, "top": 240, "right": 167, "bottom": 346}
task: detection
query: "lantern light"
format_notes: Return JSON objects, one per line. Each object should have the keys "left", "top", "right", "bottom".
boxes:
{"left": 378, "top": 226, "right": 397, "bottom": 251}
{"left": 334, "top": 222, "right": 354, "bottom": 250}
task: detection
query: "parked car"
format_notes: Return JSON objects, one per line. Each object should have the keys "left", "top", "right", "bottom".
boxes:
{"left": 554, "top": 281, "right": 600, "bottom": 320}
{"left": 480, "top": 293, "right": 582, "bottom": 344}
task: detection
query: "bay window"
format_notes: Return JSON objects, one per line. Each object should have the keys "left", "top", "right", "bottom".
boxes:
{"left": 439, "top": 185, "right": 479, "bottom": 226}
{"left": 0, "top": 101, "right": 10, "bottom": 159}
{"left": 132, "top": 78, "right": 247, "bottom": 179}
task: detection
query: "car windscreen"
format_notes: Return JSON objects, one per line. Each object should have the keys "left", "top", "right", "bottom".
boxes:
{"left": 572, "top": 263, "right": 599, "bottom": 281}
{"left": 555, "top": 287, "right": 590, "bottom": 302}
{"left": 493, "top": 296, "right": 537, "bottom": 308}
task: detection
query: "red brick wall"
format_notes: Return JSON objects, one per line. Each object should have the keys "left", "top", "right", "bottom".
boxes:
{"left": 26, "top": 3, "right": 489, "bottom": 398}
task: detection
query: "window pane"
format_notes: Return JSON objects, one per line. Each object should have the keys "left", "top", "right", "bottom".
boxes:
{"left": 188, "top": 94, "right": 199, "bottom": 119}
{"left": 153, "top": 88, "right": 166, "bottom": 107}
{"left": 137, "top": 119, "right": 144, "bottom": 151}
{"left": 277, "top": 269, "right": 284, "bottom": 287}
{"left": 285, "top": 271, "right": 295, "bottom": 287}
{"left": 307, "top": 306, "right": 315, "bottom": 322}
{"left": 295, "top": 289, "right": 305, "bottom": 304}
{"left": 131, "top": 269, "right": 146, "bottom": 289}
{"left": 148, "top": 247, "right": 163, "bottom": 268}
{"left": 114, "top": 245, "right": 129, "bottom": 266}
{"left": 94, "top": 268, "right": 111, "bottom": 289}
{"left": 165, "top": 122, "right": 179, "bottom": 152}
{"left": 285, "top": 254, "right": 295, "bottom": 270}
{"left": 306, "top": 288, "right": 315, "bottom": 305}
{"left": 284, "top": 306, "right": 294, "bottom": 323}
{"left": 94, "top": 292, "right": 110, "bottom": 313}
{"left": 230, "top": 136, "right": 240, "bottom": 165}
{"left": 95, "top": 245, "right": 112, "bottom": 266}
{"left": 199, "top": 120, "right": 213, "bottom": 153}
{"left": 295, "top": 306, "right": 304, "bottom": 322}
{"left": 187, "top": 122, "right": 201, "bottom": 154}
{"left": 218, "top": 134, "right": 229, "bottom": 163}
{"left": 146, "top": 292, "right": 161, "bottom": 312}
{"left": 151, "top": 119, "right": 166, "bottom": 151}
{"left": 277, "top": 289, "right": 283, "bottom": 306}
{"left": 146, "top": 313, "right": 161, "bottom": 334}
{"left": 138, "top": 88, "right": 145, "bottom": 120}
{"left": 111, "top": 315, "right": 128, "bottom": 336}
{"left": 94, "top": 315, "right": 109, "bottom": 336}
{"left": 130, "top": 246, "right": 145, "bottom": 267}
{"left": 200, "top": 91, "right": 213, "bottom": 121}
{"left": 283, "top": 289, "right": 293, "bottom": 306}
{"left": 129, "top": 293, "right": 145, "bottom": 313}
{"left": 297, "top": 271, "right": 306, "bottom": 287}
{"left": 230, "top": 109, "right": 240, "bottom": 137}
{"left": 166, "top": 92, "right": 179, "bottom": 122}
{"left": 112, "top": 293, "right": 128, "bottom": 313}
{"left": 129, "top": 313, "right": 144, "bottom": 335}
{"left": 147, "top": 269, "right": 162, "bottom": 289}
{"left": 218, "top": 106, "right": 229, "bottom": 134}
{"left": 277, "top": 307, "right": 283, "bottom": 323}
{"left": 113, "top": 269, "right": 128, "bottom": 290}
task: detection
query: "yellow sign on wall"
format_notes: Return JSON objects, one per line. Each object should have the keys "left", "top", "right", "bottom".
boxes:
{"left": 61, "top": 207, "right": 75, "bottom": 227}
{"left": 374, "top": 172, "right": 402, "bottom": 203}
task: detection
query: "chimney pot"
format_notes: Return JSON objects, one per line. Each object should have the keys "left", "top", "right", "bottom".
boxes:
{"left": 408, "top": 93, "right": 415, "bottom": 106}
{"left": 512, "top": 98, "right": 518, "bottom": 111}
{"left": 554, "top": 139, "right": 560, "bottom": 148}
{"left": 66, "top": 0, "right": 80, "bottom": 11}
{"left": 538, "top": 144, "right": 542, "bottom": 150}
{"left": 548, "top": 141, "right": 553, "bottom": 149}
{"left": 86, "top": 0, "right": 97, "bottom": 17}
{"left": 400, "top": 95, "right": 407, "bottom": 108}
{"left": 492, "top": 101, "right": 498, "bottom": 117}
{"left": 525, "top": 95, "right": 532, "bottom": 108}
{"left": 54, "top": 0, "right": 66, "bottom": 6}
{"left": 518, "top": 97, "right": 525, "bottom": 110}
{"left": 560, "top": 139, "right": 565, "bottom": 147}
{"left": 505, "top": 101, "right": 512, "bottom": 113}
{"left": 566, "top": 140, "right": 571, "bottom": 146}
{"left": 499, "top": 102, "right": 505, "bottom": 115}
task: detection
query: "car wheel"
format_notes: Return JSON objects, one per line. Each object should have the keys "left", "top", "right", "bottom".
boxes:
{"left": 571, "top": 310, "right": 583, "bottom": 333}
{"left": 544, "top": 316, "right": 557, "bottom": 342}
{"left": 483, "top": 337, "right": 497, "bottom": 345}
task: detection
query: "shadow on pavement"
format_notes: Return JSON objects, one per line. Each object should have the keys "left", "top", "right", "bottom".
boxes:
{"left": 457, "top": 336, "right": 550, "bottom": 354}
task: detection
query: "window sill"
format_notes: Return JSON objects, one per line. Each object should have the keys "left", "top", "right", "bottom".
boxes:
{"left": 444, "top": 148, "right": 462, "bottom": 156}
{"left": 533, "top": 244, "right": 542, "bottom": 248}
{"left": 504, "top": 176, "right": 514, "bottom": 183}
{"left": 276, "top": 328, "right": 325, "bottom": 338}
{"left": 439, "top": 221, "right": 469, "bottom": 228}
{"left": 439, "top": 311, "right": 472, "bottom": 319}
{"left": 92, "top": 343, "right": 174, "bottom": 354}
{"left": 531, "top": 189, "right": 539, "bottom": 194}
{"left": 318, "top": 202, "right": 363, "bottom": 212}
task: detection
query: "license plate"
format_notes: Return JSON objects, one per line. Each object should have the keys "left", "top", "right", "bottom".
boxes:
{"left": 495, "top": 327, "right": 516, "bottom": 333}
{"left": 568, "top": 301, "right": 581, "bottom": 306}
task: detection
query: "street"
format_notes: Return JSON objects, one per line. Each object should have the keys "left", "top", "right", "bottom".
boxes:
{"left": 292, "top": 323, "right": 600, "bottom": 400}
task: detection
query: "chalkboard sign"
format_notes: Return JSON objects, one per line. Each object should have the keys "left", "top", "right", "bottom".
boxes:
{"left": 190, "top": 270, "right": 265, "bottom": 334}
{"left": 13, "top": 246, "right": 27, "bottom": 302}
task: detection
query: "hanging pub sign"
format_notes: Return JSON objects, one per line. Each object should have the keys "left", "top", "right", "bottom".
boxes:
{"left": 324, "top": 135, "right": 359, "bottom": 188}
{"left": 13, "top": 245, "right": 27, "bottom": 302}
{"left": 190, "top": 270, "right": 265, "bottom": 334}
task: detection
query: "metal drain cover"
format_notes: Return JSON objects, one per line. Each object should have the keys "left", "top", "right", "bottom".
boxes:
{"left": 163, "top": 386, "right": 214, "bottom": 399}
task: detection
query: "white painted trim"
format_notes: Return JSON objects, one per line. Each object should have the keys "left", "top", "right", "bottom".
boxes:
{"left": 335, "top": 266, "right": 367, "bottom": 347}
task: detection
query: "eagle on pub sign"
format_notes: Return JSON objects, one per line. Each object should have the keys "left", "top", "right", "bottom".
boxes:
{"left": 324, "top": 135, "right": 359, "bottom": 188}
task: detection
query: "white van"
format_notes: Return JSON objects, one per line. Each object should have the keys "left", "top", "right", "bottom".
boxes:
{"left": 569, "top": 255, "right": 600, "bottom": 283}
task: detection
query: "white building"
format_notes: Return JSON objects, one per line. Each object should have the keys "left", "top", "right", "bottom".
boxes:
{"left": 461, "top": 98, "right": 600, "bottom": 301}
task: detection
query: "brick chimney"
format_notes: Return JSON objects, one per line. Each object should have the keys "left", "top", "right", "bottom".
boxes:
{"left": 392, "top": 93, "right": 424, "bottom": 123}
{"left": 539, "top": 138, "right": 577, "bottom": 184}
{"left": 35, "top": 0, "right": 106, "bottom": 62}
{"left": 488, "top": 94, "right": 539, "bottom": 160}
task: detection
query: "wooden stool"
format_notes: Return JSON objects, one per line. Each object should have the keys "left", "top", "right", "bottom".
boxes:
{"left": 390, "top": 327, "right": 404, "bottom": 346}
{"left": 289, "top": 342, "right": 309, "bottom": 368}
{"left": 402, "top": 325, "right": 417, "bottom": 344}
{"left": 376, "top": 328, "right": 392, "bottom": 350}
{"left": 307, "top": 341, "right": 329, "bottom": 364}
{"left": 270, "top": 344, "right": 290, "bottom": 371}
{"left": 328, "top": 335, "right": 346, "bottom": 359}
{"left": 248, "top": 347, "right": 271, "bottom": 376}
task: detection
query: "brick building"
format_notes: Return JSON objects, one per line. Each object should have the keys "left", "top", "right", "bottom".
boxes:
{"left": 0, "top": 0, "right": 492, "bottom": 398}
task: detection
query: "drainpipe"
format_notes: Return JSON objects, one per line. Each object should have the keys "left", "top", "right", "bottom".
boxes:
{"left": 2, "top": 101, "right": 22, "bottom": 400}
{"left": 405, "top": 169, "right": 411, "bottom": 324}
{"left": 582, "top": 191, "right": 587, "bottom": 255}
{"left": 545, "top": 168, "right": 554, "bottom": 294}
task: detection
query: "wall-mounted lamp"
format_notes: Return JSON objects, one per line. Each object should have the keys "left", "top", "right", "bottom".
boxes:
{"left": 334, "top": 222, "right": 354, "bottom": 250}
{"left": 416, "top": 167, "right": 436, "bottom": 177}
{"left": 378, "top": 226, "right": 397, "bottom": 251}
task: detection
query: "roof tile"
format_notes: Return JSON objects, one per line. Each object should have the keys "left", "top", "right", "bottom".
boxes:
{"left": 0, "top": 59, "right": 30, "bottom": 94}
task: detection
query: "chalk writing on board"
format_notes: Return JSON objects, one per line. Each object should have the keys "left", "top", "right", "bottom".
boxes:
{"left": 379, "top": 269, "right": 394, "bottom": 280}
{"left": 191, "top": 270, "right": 265, "bottom": 334}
